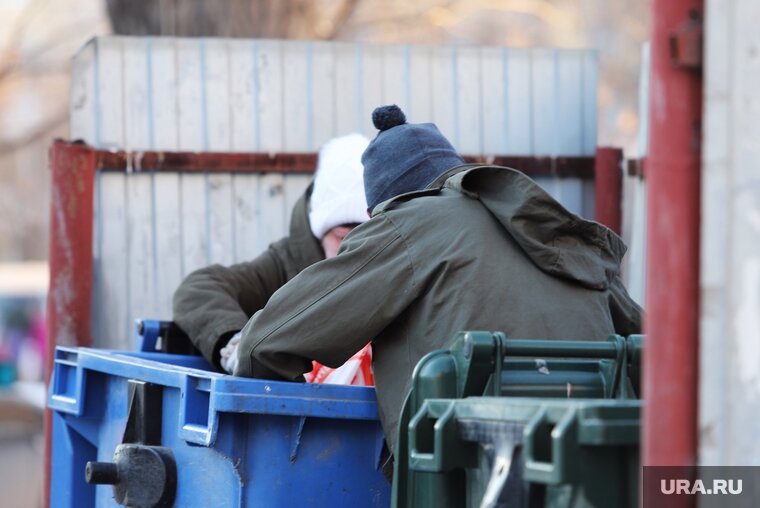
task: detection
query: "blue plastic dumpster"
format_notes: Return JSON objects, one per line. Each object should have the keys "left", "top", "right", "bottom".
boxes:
{"left": 48, "top": 347, "right": 390, "bottom": 507}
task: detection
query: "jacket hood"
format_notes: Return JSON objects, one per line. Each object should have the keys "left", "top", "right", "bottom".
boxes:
{"left": 443, "top": 165, "right": 627, "bottom": 290}
{"left": 285, "top": 184, "right": 326, "bottom": 270}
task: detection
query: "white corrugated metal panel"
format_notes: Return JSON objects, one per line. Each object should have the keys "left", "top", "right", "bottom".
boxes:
{"left": 700, "top": 0, "right": 760, "bottom": 467}
{"left": 620, "top": 44, "right": 649, "bottom": 306}
{"left": 71, "top": 38, "right": 598, "bottom": 156}
{"left": 71, "top": 37, "right": 599, "bottom": 347}
{"left": 92, "top": 169, "right": 311, "bottom": 347}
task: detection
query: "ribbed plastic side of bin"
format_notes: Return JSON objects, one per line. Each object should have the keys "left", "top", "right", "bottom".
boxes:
{"left": 407, "top": 397, "right": 640, "bottom": 508}
{"left": 392, "top": 332, "right": 643, "bottom": 508}
{"left": 48, "top": 347, "right": 390, "bottom": 507}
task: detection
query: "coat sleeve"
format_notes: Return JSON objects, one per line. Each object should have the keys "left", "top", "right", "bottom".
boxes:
{"left": 608, "top": 277, "right": 644, "bottom": 336}
{"left": 235, "top": 215, "right": 420, "bottom": 380}
{"left": 172, "top": 247, "right": 289, "bottom": 368}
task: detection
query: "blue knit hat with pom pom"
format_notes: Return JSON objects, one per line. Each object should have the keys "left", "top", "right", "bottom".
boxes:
{"left": 362, "top": 105, "right": 464, "bottom": 212}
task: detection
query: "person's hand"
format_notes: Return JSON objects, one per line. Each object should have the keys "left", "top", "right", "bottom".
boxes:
{"left": 219, "top": 332, "right": 241, "bottom": 374}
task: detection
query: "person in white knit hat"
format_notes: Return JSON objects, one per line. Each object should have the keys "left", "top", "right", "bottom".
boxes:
{"left": 172, "top": 133, "right": 370, "bottom": 376}
{"left": 309, "top": 132, "right": 370, "bottom": 257}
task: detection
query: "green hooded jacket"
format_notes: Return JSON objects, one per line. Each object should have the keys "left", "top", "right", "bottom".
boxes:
{"left": 172, "top": 186, "right": 324, "bottom": 368}
{"left": 235, "top": 165, "right": 643, "bottom": 453}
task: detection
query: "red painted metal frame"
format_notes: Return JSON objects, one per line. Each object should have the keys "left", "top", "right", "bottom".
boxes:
{"left": 42, "top": 139, "right": 617, "bottom": 506}
{"left": 46, "top": 142, "right": 97, "bottom": 362}
{"left": 644, "top": 0, "right": 703, "bottom": 478}
{"left": 594, "top": 147, "right": 623, "bottom": 234}
{"left": 91, "top": 145, "right": 597, "bottom": 179}
{"left": 96, "top": 149, "right": 320, "bottom": 173}
{"left": 44, "top": 141, "right": 97, "bottom": 508}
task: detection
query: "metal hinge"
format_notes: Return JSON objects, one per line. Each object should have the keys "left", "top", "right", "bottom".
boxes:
{"left": 669, "top": 9, "right": 703, "bottom": 70}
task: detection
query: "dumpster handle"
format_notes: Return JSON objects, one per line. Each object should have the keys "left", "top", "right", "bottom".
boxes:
{"left": 496, "top": 334, "right": 635, "bottom": 400}
{"left": 136, "top": 320, "right": 161, "bottom": 352}
{"left": 408, "top": 401, "right": 460, "bottom": 473}
{"left": 500, "top": 338, "right": 619, "bottom": 359}
{"left": 523, "top": 406, "right": 577, "bottom": 485}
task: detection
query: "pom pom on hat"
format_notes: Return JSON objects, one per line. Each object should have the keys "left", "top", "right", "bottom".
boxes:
{"left": 309, "top": 133, "right": 370, "bottom": 240}
{"left": 372, "top": 105, "right": 406, "bottom": 131}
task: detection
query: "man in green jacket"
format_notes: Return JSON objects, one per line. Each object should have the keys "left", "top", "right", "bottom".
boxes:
{"left": 172, "top": 133, "right": 370, "bottom": 371}
{"left": 233, "top": 105, "right": 643, "bottom": 456}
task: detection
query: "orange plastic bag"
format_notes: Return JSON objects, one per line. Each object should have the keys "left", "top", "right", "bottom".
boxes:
{"left": 305, "top": 343, "right": 374, "bottom": 386}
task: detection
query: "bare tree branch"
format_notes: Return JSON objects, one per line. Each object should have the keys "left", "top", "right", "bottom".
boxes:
{"left": 0, "top": 18, "right": 103, "bottom": 82}
{"left": 1, "top": 0, "right": 47, "bottom": 55}
{"left": 0, "top": 110, "right": 67, "bottom": 155}
{"left": 322, "top": 0, "right": 360, "bottom": 40}
{"left": 428, "top": 0, "right": 575, "bottom": 29}
{"left": 0, "top": 0, "right": 48, "bottom": 79}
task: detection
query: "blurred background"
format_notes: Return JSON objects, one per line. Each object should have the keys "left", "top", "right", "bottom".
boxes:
{"left": 0, "top": 1, "right": 648, "bottom": 507}
{"left": 0, "top": 0, "right": 648, "bottom": 262}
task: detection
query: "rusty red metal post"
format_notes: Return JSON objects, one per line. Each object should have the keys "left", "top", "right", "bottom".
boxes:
{"left": 46, "top": 141, "right": 97, "bottom": 361}
{"left": 594, "top": 147, "right": 623, "bottom": 234}
{"left": 644, "top": 0, "right": 703, "bottom": 475}
{"left": 44, "top": 140, "right": 97, "bottom": 508}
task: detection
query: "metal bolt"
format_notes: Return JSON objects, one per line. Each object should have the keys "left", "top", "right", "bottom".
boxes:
{"left": 85, "top": 461, "right": 119, "bottom": 485}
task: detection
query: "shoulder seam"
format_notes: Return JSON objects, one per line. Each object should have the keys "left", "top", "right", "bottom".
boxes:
{"left": 378, "top": 211, "right": 418, "bottom": 289}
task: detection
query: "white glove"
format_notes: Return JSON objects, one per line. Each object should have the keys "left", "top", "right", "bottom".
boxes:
{"left": 219, "top": 332, "right": 241, "bottom": 375}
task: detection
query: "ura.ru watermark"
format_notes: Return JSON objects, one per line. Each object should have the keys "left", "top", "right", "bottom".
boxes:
{"left": 660, "top": 478, "right": 743, "bottom": 495}
{"left": 644, "top": 466, "right": 757, "bottom": 506}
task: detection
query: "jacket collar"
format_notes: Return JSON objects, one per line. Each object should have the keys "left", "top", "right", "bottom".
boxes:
{"left": 372, "top": 164, "right": 628, "bottom": 290}
{"left": 371, "top": 164, "right": 480, "bottom": 214}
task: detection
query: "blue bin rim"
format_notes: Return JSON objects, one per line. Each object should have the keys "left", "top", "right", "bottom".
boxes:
{"left": 48, "top": 346, "right": 381, "bottom": 446}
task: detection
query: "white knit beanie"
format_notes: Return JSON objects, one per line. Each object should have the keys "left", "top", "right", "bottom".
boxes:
{"left": 309, "top": 133, "right": 371, "bottom": 239}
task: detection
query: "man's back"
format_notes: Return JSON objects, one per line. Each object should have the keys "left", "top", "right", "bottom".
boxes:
{"left": 237, "top": 165, "right": 641, "bottom": 454}
{"left": 368, "top": 165, "right": 640, "bottom": 449}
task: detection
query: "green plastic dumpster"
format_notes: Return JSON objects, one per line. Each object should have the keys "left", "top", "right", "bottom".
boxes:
{"left": 392, "top": 331, "right": 643, "bottom": 508}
